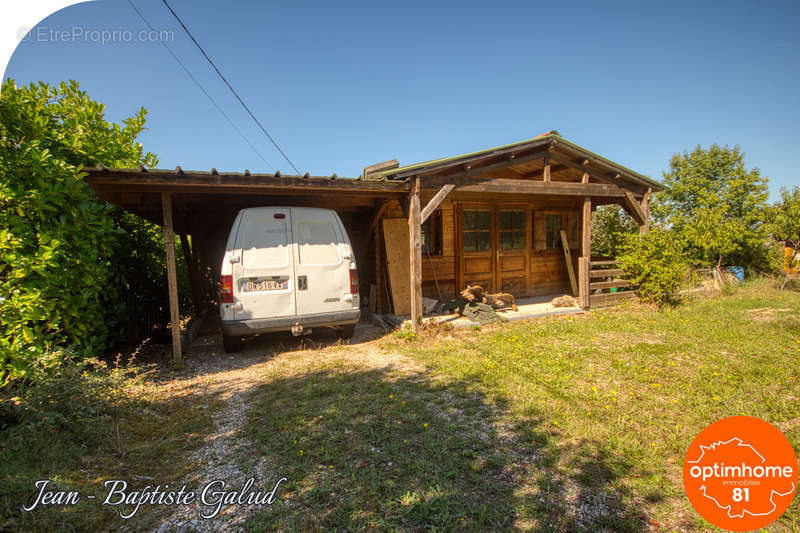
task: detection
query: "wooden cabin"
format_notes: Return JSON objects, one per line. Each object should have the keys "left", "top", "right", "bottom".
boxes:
{"left": 85, "top": 131, "right": 663, "bottom": 361}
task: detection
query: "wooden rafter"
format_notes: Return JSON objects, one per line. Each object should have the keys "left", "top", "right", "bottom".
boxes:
{"left": 420, "top": 184, "right": 455, "bottom": 224}
{"left": 622, "top": 191, "right": 647, "bottom": 225}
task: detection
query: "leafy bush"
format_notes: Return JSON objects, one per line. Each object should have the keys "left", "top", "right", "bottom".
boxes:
{"left": 591, "top": 205, "right": 638, "bottom": 257}
{"left": 618, "top": 228, "right": 689, "bottom": 306}
{"left": 0, "top": 80, "right": 187, "bottom": 385}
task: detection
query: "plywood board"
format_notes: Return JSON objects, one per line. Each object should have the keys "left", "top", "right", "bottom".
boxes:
{"left": 382, "top": 218, "right": 410, "bottom": 316}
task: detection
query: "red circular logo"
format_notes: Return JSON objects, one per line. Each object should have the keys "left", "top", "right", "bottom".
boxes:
{"left": 683, "top": 416, "right": 798, "bottom": 531}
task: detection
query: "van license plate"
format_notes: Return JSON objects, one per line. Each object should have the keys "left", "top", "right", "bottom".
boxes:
{"left": 244, "top": 279, "right": 288, "bottom": 292}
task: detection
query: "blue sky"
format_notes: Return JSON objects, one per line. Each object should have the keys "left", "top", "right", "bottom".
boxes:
{"left": 5, "top": 0, "right": 799, "bottom": 197}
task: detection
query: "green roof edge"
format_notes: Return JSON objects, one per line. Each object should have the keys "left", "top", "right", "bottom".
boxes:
{"left": 378, "top": 131, "right": 663, "bottom": 190}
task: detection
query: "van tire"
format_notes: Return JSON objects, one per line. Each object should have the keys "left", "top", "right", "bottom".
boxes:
{"left": 337, "top": 324, "right": 356, "bottom": 340}
{"left": 223, "top": 334, "right": 243, "bottom": 353}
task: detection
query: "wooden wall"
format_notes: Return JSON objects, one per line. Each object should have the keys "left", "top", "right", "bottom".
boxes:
{"left": 378, "top": 196, "right": 582, "bottom": 314}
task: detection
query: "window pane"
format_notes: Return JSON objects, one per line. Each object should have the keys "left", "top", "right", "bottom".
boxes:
{"left": 500, "top": 230, "right": 513, "bottom": 250}
{"left": 297, "top": 220, "right": 341, "bottom": 265}
{"left": 463, "top": 231, "right": 476, "bottom": 252}
{"left": 477, "top": 231, "right": 491, "bottom": 251}
{"left": 499, "top": 211, "right": 512, "bottom": 230}
{"left": 463, "top": 211, "right": 476, "bottom": 230}
{"left": 477, "top": 210, "right": 491, "bottom": 230}
{"left": 512, "top": 211, "right": 526, "bottom": 230}
{"left": 513, "top": 231, "right": 526, "bottom": 249}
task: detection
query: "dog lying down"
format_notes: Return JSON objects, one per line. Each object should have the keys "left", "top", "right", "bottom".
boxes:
{"left": 460, "top": 285, "right": 519, "bottom": 312}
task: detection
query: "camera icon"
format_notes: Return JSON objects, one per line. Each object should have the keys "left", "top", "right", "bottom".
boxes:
{"left": 17, "top": 26, "right": 32, "bottom": 42}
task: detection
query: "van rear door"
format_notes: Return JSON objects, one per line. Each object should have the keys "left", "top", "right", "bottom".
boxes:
{"left": 291, "top": 208, "right": 354, "bottom": 316}
{"left": 232, "top": 207, "right": 295, "bottom": 321}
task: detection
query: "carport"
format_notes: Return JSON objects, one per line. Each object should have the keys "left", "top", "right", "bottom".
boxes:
{"left": 86, "top": 131, "right": 661, "bottom": 364}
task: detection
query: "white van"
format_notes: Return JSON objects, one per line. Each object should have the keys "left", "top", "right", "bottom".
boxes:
{"left": 219, "top": 207, "right": 360, "bottom": 352}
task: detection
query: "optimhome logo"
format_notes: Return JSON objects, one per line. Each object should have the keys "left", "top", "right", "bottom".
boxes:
{"left": 683, "top": 417, "right": 798, "bottom": 531}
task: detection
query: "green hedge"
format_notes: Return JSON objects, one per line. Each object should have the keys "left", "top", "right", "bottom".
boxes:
{"left": 0, "top": 80, "right": 187, "bottom": 385}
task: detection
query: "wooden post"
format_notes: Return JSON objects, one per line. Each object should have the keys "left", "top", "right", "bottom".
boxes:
{"left": 579, "top": 256, "right": 590, "bottom": 309}
{"left": 639, "top": 187, "right": 652, "bottom": 234}
{"left": 543, "top": 153, "right": 551, "bottom": 182}
{"left": 579, "top": 196, "right": 592, "bottom": 309}
{"left": 161, "top": 192, "right": 183, "bottom": 366}
{"left": 408, "top": 177, "right": 422, "bottom": 332}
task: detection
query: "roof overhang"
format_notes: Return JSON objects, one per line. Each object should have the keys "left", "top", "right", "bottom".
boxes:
{"left": 373, "top": 132, "right": 664, "bottom": 193}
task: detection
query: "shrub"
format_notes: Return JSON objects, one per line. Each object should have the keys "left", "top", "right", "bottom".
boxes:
{"left": 0, "top": 80, "right": 187, "bottom": 385}
{"left": 618, "top": 228, "right": 689, "bottom": 306}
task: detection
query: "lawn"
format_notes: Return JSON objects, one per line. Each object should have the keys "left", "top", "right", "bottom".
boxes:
{"left": 243, "top": 280, "right": 800, "bottom": 531}
{"left": 1, "top": 280, "right": 797, "bottom": 531}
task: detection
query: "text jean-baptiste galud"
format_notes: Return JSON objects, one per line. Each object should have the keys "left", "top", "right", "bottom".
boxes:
{"left": 22, "top": 477, "right": 287, "bottom": 519}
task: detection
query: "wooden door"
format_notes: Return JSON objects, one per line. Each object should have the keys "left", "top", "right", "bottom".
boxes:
{"left": 458, "top": 205, "right": 531, "bottom": 296}
{"left": 496, "top": 209, "right": 529, "bottom": 295}
{"left": 459, "top": 207, "right": 495, "bottom": 291}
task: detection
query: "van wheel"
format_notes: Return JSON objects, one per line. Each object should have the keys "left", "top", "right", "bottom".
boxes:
{"left": 223, "top": 334, "right": 243, "bottom": 353}
{"left": 337, "top": 324, "right": 356, "bottom": 340}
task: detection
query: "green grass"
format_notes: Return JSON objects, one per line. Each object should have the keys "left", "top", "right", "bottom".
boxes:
{"left": 243, "top": 280, "right": 800, "bottom": 531}
{"left": 0, "top": 359, "right": 225, "bottom": 532}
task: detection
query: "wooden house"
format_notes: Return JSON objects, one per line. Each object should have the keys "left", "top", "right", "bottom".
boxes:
{"left": 85, "top": 131, "right": 663, "bottom": 361}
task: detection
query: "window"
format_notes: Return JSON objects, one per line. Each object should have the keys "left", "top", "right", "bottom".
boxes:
{"left": 296, "top": 220, "right": 340, "bottom": 265}
{"left": 421, "top": 210, "right": 443, "bottom": 256}
{"left": 462, "top": 209, "right": 491, "bottom": 252}
{"left": 499, "top": 210, "right": 526, "bottom": 250}
{"left": 241, "top": 219, "right": 289, "bottom": 267}
{"left": 545, "top": 214, "right": 564, "bottom": 249}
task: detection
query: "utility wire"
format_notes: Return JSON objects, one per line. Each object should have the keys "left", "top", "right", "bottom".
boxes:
{"left": 126, "top": 0, "right": 275, "bottom": 171}
{"left": 160, "top": 0, "right": 301, "bottom": 174}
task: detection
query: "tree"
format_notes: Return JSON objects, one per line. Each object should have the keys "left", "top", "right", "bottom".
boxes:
{"left": 652, "top": 144, "right": 770, "bottom": 273}
{"left": 0, "top": 79, "right": 172, "bottom": 384}
{"left": 765, "top": 187, "right": 800, "bottom": 289}
{"left": 591, "top": 205, "right": 638, "bottom": 258}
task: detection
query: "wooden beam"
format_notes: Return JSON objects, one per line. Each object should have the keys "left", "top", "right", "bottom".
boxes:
{"left": 639, "top": 187, "right": 652, "bottom": 234}
{"left": 408, "top": 178, "right": 422, "bottom": 332}
{"left": 549, "top": 153, "right": 617, "bottom": 184}
{"left": 420, "top": 184, "right": 454, "bottom": 224}
{"left": 543, "top": 153, "right": 551, "bottom": 182}
{"left": 622, "top": 191, "right": 647, "bottom": 226}
{"left": 421, "top": 149, "right": 549, "bottom": 183}
{"left": 560, "top": 229, "right": 578, "bottom": 296}
{"left": 385, "top": 140, "right": 551, "bottom": 180}
{"left": 161, "top": 192, "right": 183, "bottom": 366}
{"left": 427, "top": 179, "right": 630, "bottom": 198}
{"left": 365, "top": 201, "right": 391, "bottom": 241}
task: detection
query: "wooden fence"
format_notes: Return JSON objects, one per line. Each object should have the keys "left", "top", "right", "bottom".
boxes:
{"left": 588, "top": 259, "right": 636, "bottom": 307}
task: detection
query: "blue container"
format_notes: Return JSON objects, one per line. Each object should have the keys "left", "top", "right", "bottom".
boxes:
{"left": 728, "top": 266, "right": 744, "bottom": 282}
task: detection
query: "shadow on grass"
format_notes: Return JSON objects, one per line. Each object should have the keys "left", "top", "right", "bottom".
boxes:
{"left": 240, "top": 366, "right": 650, "bottom": 532}
{"left": 0, "top": 363, "right": 227, "bottom": 532}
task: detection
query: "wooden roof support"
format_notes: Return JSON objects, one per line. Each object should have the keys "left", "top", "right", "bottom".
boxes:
{"left": 639, "top": 188, "right": 652, "bottom": 234}
{"left": 408, "top": 178, "right": 422, "bottom": 333}
{"left": 161, "top": 192, "right": 183, "bottom": 367}
{"left": 425, "top": 178, "right": 630, "bottom": 198}
{"left": 622, "top": 191, "right": 647, "bottom": 226}
{"left": 420, "top": 184, "right": 455, "bottom": 224}
{"left": 543, "top": 153, "right": 551, "bottom": 182}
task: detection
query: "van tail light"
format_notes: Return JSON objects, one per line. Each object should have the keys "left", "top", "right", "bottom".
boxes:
{"left": 349, "top": 269, "right": 359, "bottom": 295}
{"left": 220, "top": 275, "right": 234, "bottom": 303}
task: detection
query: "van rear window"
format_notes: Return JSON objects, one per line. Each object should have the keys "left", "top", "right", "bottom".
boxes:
{"left": 296, "top": 220, "right": 340, "bottom": 265}
{"left": 240, "top": 219, "right": 289, "bottom": 267}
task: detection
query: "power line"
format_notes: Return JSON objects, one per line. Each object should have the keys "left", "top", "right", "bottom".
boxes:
{"left": 160, "top": 0, "right": 301, "bottom": 174}
{"left": 126, "top": 0, "right": 275, "bottom": 171}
